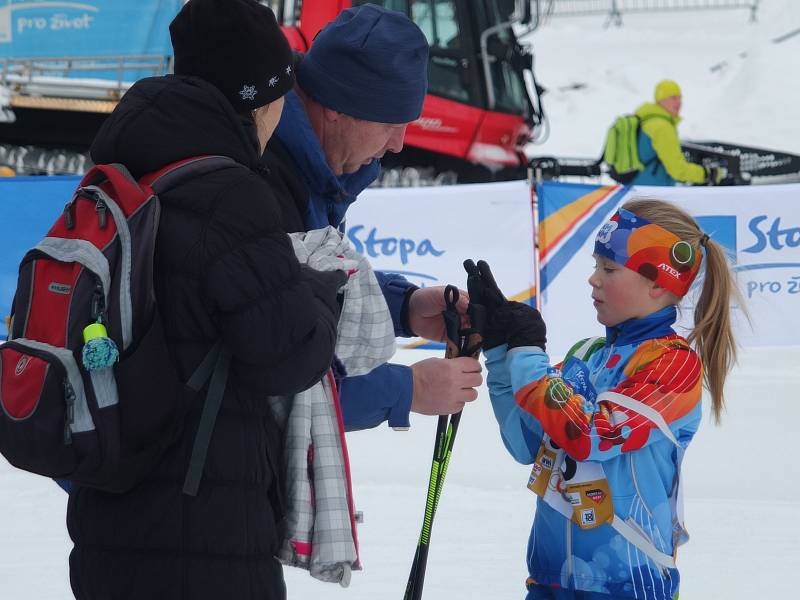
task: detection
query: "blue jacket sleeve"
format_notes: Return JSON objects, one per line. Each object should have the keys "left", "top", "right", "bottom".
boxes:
{"left": 374, "top": 271, "right": 417, "bottom": 337}
{"left": 55, "top": 478, "right": 72, "bottom": 493}
{"left": 485, "top": 345, "right": 545, "bottom": 464}
{"left": 340, "top": 363, "right": 413, "bottom": 431}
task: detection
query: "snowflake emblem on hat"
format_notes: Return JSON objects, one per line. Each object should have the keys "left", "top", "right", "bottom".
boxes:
{"left": 285, "top": 65, "right": 292, "bottom": 76}
{"left": 268, "top": 76, "right": 279, "bottom": 87}
{"left": 239, "top": 85, "right": 257, "bottom": 101}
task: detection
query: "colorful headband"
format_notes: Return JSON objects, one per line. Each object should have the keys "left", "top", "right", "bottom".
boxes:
{"left": 594, "top": 208, "right": 702, "bottom": 297}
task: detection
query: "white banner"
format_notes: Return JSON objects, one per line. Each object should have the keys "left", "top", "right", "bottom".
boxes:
{"left": 539, "top": 183, "right": 800, "bottom": 357}
{"left": 346, "top": 181, "right": 536, "bottom": 347}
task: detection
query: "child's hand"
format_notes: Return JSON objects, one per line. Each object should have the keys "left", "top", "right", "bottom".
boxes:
{"left": 464, "top": 259, "right": 547, "bottom": 351}
{"left": 464, "top": 259, "right": 506, "bottom": 310}
{"left": 496, "top": 302, "right": 547, "bottom": 351}
{"left": 464, "top": 259, "right": 507, "bottom": 349}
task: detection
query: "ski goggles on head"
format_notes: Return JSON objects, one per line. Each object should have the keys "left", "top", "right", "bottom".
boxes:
{"left": 594, "top": 208, "right": 702, "bottom": 297}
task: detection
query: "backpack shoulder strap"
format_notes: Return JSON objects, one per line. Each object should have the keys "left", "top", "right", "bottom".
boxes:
{"left": 141, "top": 155, "right": 240, "bottom": 195}
{"left": 183, "top": 341, "right": 230, "bottom": 496}
{"left": 634, "top": 115, "right": 672, "bottom": 139}
{"left": 636, "top": 114, "right": 673, "bottom": 168}
{"left": 136, "top": 155, "right": 240, "bottom": 496}
{"left": 639, "top": 113, "right": 672, "bottom": 124}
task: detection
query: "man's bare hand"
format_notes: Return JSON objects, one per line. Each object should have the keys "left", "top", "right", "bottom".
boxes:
{"left": 408, "top": 286, "right": 469, "bottom": 341}
{"left": 410, "top": 356, "right": 482, "bottom": 415}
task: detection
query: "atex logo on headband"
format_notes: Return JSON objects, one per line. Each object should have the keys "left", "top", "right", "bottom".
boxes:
{"left": 594, "top": 208, "right": 703, "bottom": 297}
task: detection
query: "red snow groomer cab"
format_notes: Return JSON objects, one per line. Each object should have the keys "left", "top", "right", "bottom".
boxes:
{"left": 270, "top": 0, "right": 546, "bottom": 183}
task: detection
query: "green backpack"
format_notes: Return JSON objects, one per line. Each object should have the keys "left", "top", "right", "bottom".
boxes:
{"left": 602, "top": 114, "right": 662, "bottom": 184}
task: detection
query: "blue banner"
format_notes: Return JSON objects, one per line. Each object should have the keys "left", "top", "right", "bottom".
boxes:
{"left": 0, "top": 175, "right": 78, "bottom": 339}
{"left": 536, "top": 181, "right": 626, "bottom": 294}
{"left": 0, "top": 1, "right": 181, "bottom": 62}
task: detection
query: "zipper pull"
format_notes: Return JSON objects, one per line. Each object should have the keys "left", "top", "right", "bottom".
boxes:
{"left": 63, "top": 379, "right": 75, "bottom": 445}
{"left": 91, "top": 291, "right": 101, "bottom": 320}
{"left": 91, "top": 278, "right": 105, "bottom": 320}
{"left": 63, "top": 202, "right": 75, "bottom": 230}
{"left": 95, "top": 199, "right": 107, "bottom": 229}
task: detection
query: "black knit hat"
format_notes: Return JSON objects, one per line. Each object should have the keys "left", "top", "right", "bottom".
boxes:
{"left": 170, "top": 0, "right": 295, "bottom": 112}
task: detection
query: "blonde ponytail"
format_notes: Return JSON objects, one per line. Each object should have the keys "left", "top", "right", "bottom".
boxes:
{"left": 622, "top": 199, "right": 744, "bottom": 422}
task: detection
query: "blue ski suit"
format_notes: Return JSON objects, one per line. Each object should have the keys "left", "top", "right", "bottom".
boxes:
{"left": 486, "top": 307, "right": 703, "bottom": 600}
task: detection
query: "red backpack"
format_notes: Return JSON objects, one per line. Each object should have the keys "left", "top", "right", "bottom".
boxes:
{"left": 0, "top": 156, "right": 234, "bottom": 494}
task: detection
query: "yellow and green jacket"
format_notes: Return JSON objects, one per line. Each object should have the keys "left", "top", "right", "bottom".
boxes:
{"left": 633, "top": 103, "right": 707, "bottom": 186}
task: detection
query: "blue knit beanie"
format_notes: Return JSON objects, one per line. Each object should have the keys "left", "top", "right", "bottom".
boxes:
{"left": 297, "top": 4, "right": 429, "bottom": 124}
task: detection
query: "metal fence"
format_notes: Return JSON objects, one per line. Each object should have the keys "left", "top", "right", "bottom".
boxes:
{"left": 0, "top": 55, "right": 171, "bottom": 101}
{"left": 540, "top": 0, "right": 760, "bottom": 25}
{"left": 0, "top": 144, "right": 90, "bottom": 176}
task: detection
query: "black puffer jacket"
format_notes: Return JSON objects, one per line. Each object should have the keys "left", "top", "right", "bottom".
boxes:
{"left": 67, "top": 75, "right": 341, "bottom": 600}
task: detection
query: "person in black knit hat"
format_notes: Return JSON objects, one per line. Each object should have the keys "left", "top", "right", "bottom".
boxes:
{"left": 169, "top": 0, "right": 296, "bottom": 150}
{"left": 170, "top": 0, "right": 294, "bottom": 112}
{"left": 67, "top": 1, "right": 344, "bottom": 598}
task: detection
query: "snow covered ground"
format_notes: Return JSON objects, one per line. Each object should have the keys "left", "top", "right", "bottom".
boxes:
{"left": 526, "top": 0, "right": 800, "bottom": 158}
{"left": 2, "top": 346, "right": 799, "bottom": 599}
{"left": 2, "top": 2, "right": 800, "bottom": 599}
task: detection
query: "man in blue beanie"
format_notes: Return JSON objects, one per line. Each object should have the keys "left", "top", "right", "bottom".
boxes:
{"left": 262, "top": 3, "right": 482, "bottom": 433}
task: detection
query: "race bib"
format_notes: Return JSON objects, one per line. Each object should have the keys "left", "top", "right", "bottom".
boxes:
{"left": 528, "top": 438, "right": 614, "bottom": 529}
{"left": 527, "top": 437, "right": 558, "bottom": 496}
{"left": 565, "top": 475, "right": 614, "bottom": 530}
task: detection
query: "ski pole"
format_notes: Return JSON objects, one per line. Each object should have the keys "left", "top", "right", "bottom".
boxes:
{"left": 403, "top": 284, "right": 483, "bottom": 600}
{"left": 429, "top": 264, "right": 485, "bottom": 513}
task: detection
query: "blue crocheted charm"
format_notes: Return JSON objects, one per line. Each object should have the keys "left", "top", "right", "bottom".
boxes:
{"left": 81, "top": 322, "right": 119, "bottom": 370}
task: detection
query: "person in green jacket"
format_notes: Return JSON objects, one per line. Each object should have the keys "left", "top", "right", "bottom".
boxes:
{"left": 632, "top": 79, "right": 721, "bottom": 186}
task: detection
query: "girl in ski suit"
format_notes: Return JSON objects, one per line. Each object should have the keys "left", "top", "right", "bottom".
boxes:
{"left": 475, "top": 199, "right": 740, "bottom": 600}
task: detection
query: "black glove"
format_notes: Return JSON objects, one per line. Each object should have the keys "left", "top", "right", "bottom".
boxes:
{"left": 499, "top": 302, "right": 547, "bottom": 351}
{"left": 463, "top": 259, "right": 506, "bottom": 349}
{"left": 298, "top": 265, "right": 347, "bottom": 319}
{"left": 464, "top": 259, "right": 506, "bottom": 311}
{"left": 463, "top": 260, "right": 546, "bottom": 350}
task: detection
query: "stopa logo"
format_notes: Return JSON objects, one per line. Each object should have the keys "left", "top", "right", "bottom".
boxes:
{"left": 743, "top": 215, "right": 800, "bottom": 253}
{"left": 347, "top": 224, "right": 445, "bottom": 286}
{"left": 347, "top": 225, "right": 445, "bottom": 266}
{"left": 696, "top": 213, "right": 800, "bottom": 266}
{"left": 695, "top": 214, "right": 800, "bottom": 300}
